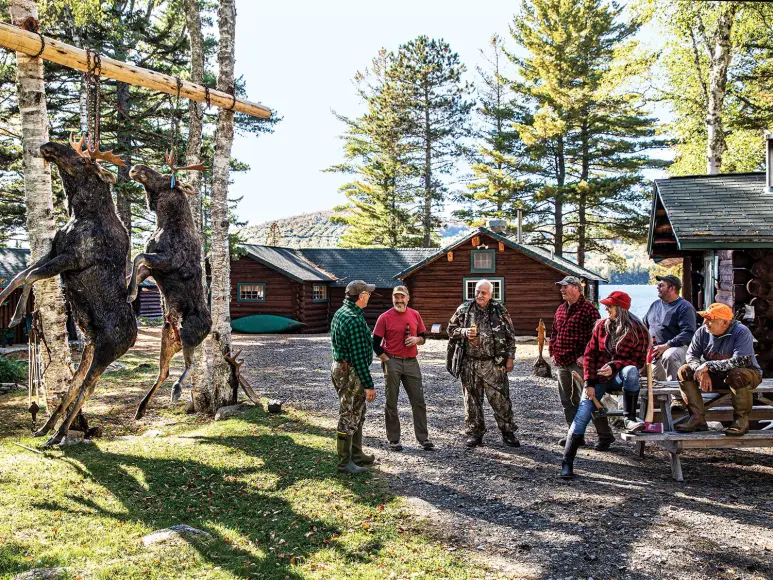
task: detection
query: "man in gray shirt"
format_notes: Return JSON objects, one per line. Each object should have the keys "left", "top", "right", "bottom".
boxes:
{"left": 643, "top": 274, "right": 697, "bottom": 381}
{"left": 676, "top": 303, "right": 762, "bottom": 436}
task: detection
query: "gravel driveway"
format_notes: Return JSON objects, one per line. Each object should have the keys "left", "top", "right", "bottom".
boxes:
{"left": 233, "top": 333, "right": 773, "bottom": 580}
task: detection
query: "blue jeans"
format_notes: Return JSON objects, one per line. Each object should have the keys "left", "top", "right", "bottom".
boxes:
{"left": 568, "top": 366, "right": 640, "bottom": 437}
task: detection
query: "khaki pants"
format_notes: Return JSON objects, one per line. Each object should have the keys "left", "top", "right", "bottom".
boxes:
{"left": 651, "top": 345, "right": 688, "bottom": 381}
{"left": 383, "top": 357, "right": 429, "bottom": 444}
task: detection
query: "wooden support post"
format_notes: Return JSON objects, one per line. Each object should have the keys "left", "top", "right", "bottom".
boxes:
{"left": 0, "top": 21, "right": 271, "bottom": 119}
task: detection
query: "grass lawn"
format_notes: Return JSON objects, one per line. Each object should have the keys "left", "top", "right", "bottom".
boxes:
{"left": 0, "top": 350, "right": 482, "bottom": 580}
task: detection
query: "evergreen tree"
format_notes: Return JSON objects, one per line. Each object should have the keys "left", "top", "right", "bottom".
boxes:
{"left": 388, "top": 36, "right": 474, "bottom": 247}
{"left": 510, "top": 0, "right": 663, "bottom": 266}
{"left": 329, "top": 51, "right": 421, "bottom": 248}
{"left": 454, "top": 35, "right": 542, "bottom": 237}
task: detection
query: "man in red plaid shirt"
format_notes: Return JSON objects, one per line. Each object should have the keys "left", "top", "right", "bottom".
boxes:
{"left": 549, "top": 276, "right": 614, "bottom": 449}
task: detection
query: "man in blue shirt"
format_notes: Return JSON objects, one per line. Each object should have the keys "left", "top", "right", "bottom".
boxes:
{"left": 643, "top": 275, "right": 697, "bottom": 381}
{"left": 676, "top": 303, "right": 762, "bottom": 436}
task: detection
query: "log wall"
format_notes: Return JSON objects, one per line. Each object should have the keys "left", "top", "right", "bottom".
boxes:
{"left": 404, "top": 233, "right": 572, "bottom": 335}
{"left": 229, "top": 256, "right": 300, "bottom": 322}
{"left": 328, "top": 287, "right": 394, "bottom": 329}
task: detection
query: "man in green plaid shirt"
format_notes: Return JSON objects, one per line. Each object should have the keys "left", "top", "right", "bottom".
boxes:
{"left": 330, "top": 280, "right": 378, "bottom": 475}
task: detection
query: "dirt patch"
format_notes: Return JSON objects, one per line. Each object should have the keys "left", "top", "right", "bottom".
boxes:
{"left": 235, "top": 332, "right": 773, "bottom": 580}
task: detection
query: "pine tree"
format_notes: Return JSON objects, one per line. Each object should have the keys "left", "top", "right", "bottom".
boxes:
{"left": 387, "top": 36, "right": 474, "bottom": 247}
{"left": 454, "top": 35, "right": 541, "bottom": 237}
{"left": 329, "top": 51, "right": 421, "bottom": 248}
{"left": 510, "top": 0, "right": 663, "bottom": 266}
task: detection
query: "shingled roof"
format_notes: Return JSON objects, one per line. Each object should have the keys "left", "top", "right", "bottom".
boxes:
{"left": 240, "top": 245, "right": 336, "bottom": 283}
{"left": 299, "top": 248, "right": 438, "bottom": 288}
{"left": 393, "top": 227, "right": 607, "bottom": 282}
{"left": 649, "top": 172, "right": 773, "bottom": 252}
{"left": 0, "top": 248, "right": 29, "bottom": 286}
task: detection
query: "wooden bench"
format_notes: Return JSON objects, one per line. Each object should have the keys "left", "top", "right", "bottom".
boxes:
{"left": 622, "top": 380, "right": 773, "bottom": 481}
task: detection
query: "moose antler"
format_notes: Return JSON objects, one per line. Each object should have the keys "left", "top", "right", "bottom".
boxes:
{"left": 224, "top": 350, "right": 260, "bottom": 405}
{"left": 164, "top": 150, "right": 207, "bottom": 174}
{"left": 69, "top": 133, "right": 127, "bottom": 167}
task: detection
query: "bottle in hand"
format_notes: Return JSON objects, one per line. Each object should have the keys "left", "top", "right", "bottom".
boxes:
{"left": 404, "top": 323, "right": 411, "bottom": 346}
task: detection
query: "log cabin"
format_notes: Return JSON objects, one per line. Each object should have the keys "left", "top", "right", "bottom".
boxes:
{"left": 0, "top": 248, "right": 162, "bottom": 345}
{"left": 234, "top": 224, "right": 605, "bottom": 335}
{"left": 647, "top": 138, "right": 773, "bottom": 376}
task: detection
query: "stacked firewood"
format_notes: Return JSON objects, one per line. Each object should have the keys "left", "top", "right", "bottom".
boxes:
{"left": 736, "top": 250, "right": 773, "bottom": 377}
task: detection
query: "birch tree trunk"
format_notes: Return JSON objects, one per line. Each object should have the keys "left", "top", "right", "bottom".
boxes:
{"left": 705, "top": 4, "right": 737, "bottom": 175}
{"left": 9, "top": 0, "right": 73, "bottom": 415}
{"left": 184, "top": 0, "right": 211, "bottom": 413}
{"left": 207, "top": 0, "right": 238, "bottom": 412}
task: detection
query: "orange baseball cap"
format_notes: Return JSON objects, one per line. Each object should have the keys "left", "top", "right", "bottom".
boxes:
{"left": 697, "top": 303, "right": 734, "bottom": 320}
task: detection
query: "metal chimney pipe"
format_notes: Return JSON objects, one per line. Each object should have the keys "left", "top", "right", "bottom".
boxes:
{"left": 517, "top": 209, "right": 523, "bottom": 243}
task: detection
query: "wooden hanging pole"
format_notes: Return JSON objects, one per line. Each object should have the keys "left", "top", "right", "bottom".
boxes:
{"left": 0, "top": 21, "right": 272, "bottom": 119}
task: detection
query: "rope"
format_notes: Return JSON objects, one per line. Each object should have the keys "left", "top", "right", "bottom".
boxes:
{"left": 84, "top": 49, "right": 102, "bottom": 151}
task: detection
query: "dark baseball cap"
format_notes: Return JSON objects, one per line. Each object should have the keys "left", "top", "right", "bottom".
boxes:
{"left": 655, "top": 274, "right": 682, "bottom": 290}
{"left": 346, "top": 279, "right": 376, "bottom": 297}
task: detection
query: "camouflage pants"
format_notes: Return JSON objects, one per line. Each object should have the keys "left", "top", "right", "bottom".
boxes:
{"left": 331, "top": 361, "right": 367, "bottom": 437}
{"left": 461, "top": 358, "right": 517, "bottom": 437}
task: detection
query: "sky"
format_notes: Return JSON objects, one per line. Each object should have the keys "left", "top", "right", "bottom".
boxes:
{"left": 229, "top": 0, "right": 666, "bottom": 227}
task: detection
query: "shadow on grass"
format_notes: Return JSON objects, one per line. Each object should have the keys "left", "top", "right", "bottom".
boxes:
{"left": 21, "top": 407, "right": 392, "bottom": 579}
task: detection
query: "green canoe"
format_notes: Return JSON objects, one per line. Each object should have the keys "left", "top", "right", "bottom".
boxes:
{"left": 231, "top": 314, "right": 306, "bottom": 334}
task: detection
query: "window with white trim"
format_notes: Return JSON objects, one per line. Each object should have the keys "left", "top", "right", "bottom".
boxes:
{"left": 312, "top": 284, "right": 328, "bottom": 302}
{"left": 238, "top": 283, "right": 266, "bottom": 302}
{"left": 470, "top": 249, "right": 496, "bottom": 273}
{"left": 464, "top": 277, "right": 504, "bottom": 302}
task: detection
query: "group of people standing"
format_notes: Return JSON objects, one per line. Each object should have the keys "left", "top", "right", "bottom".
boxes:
{"left": 329, "top": 273, "right": 764, "bottom": 478}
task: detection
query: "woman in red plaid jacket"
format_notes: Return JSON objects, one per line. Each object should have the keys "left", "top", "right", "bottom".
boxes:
{"left": 560, "top": 290, "right": 649, "bottom": 479}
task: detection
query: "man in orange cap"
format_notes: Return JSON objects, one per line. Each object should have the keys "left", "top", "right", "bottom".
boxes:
{"left": 676, "top": 303, "right": 762, "bottom": 436}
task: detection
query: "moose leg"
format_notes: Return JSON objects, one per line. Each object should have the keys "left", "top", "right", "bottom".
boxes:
{"left": 10, "top": 254, "right": 79, "bottom": 327}
{"left": 134, "top": 322, "right": 181, "bottom": 419}
{"left": 127, "top": 253, "right": 172, "bottom": 303}
{"left": 44, "top": 356, "right": 111, "bottom": 447}
{"left": 171, "top": 345, "right": 195, "bottom": 403}
{"left": 33, "top": 343, "right": 94, "bottom": 437}
{"left": 0, "top": 251, "right": 52, "bottom": 307}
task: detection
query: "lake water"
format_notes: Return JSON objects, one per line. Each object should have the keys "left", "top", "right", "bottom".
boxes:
{"left": 598, "top": 284, "right": 658, "bottom": 319}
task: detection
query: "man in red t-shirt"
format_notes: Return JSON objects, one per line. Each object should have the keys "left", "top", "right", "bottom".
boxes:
{"left": 373, "top": 286, "right": 434, "bottom": 451}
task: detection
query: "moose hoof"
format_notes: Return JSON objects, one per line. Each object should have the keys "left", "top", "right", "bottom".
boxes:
{"left": 127, "top": 294, "right": 137, "bottom": 304}
{"left": 170, "top": 384, "right": 182, "bottom": 403}
{"left": 43, "top": 433, "right": 64, "bottom": 448}
{"left": 32, "top": 427, "right": 49, "bottom": 437}
{"left": 134, "top": 408, "right": 146, "bottom": 420}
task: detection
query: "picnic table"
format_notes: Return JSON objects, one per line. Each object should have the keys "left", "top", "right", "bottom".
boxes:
{"left": 621, "top": 380, "right": 773, "bottom": 481}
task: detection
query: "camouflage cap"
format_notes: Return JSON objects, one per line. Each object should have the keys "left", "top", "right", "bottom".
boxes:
{"left": 555, "top": 275, "right": 582, "bottom": 287}
{"left": 392, "top": 285, "right": 410, "bottom": 297}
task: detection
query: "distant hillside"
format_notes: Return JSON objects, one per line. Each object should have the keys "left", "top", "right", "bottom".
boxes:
{"left": 241, "top": 211, "right": 471, "bottom": 248}
{"left": 240, "top": 211, "right": 654, "bottom": 281}
{"left": 241, "top": 211, "right": 346, "bottom": 248}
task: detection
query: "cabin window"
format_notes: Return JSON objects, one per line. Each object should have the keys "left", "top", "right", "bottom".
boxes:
{"left": 312, "top": 284, "right": 328, "bottom": 302}
{"left": 470, "top": 249, "right": 496, "bottom": 273}
{"left": 238, "top": 283, "right": 266, "bottom": 302}
{"left": 464, "top": 277, "right": 504, "bottom": 302}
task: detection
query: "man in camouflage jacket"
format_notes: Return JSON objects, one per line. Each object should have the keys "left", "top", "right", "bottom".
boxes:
{"left": 330, "top": 280, "right": 378, "bottom": 474}
{"left": 447, "top": 279, "right": 520, "bottom": 448}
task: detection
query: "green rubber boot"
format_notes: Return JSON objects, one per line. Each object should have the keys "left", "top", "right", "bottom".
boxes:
{"left": 337, "top": 432, "right": 368, "bottom": 475}
{"left": 725, "top": 388, "right": 753, "bottom": 436}
{"left": 675, "top": 381, "right": 708, "bottom": 433}
{"left": 352, "top": 425, "right": 375, "bottom": 466}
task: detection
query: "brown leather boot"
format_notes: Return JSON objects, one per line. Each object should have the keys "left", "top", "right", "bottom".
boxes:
{"left": 725, "top": 388, "right": 753, "bottom": 436}
{"left": 675, "top": 381, "right": 708, "bottom": 433}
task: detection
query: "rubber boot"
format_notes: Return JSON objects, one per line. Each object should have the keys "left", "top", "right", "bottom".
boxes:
{"left": 337, "top": 432, "right": 368, "bottom": 475}
{"left": 623, "top": 390, "right": 645, "bottom": 434}
{"left": 725, "top": 388, "right": 753, "bottom": 436}
{"left": 675, "top": 381, "right": 708, "bottom": 433}
{"left": 352, "top": 425, "right": 375, "bottom": 465}
{"left": 560, "top": 434, "right": 584, "bottom": 479}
